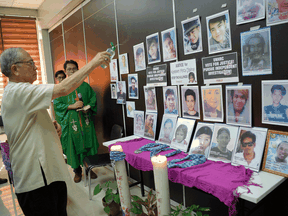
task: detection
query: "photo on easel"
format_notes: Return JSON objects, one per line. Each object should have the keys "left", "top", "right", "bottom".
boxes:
{"left": 262, "top": 130, "right": 288, "bottom": 177}
{"left": 144, "top": 112, "right": 158, "bottom": 141}
{"left": 134, "top": 110, "right": 145, "bottom": 137}
{"left": 171, "top": 118, "right": 196, "bottom": 152}
{"left": 158, "top": 115, "right": 178, "bottom": 145}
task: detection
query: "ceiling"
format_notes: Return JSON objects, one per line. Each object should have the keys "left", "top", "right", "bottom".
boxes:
{"left": 0, "top": 0, "right": 45, "bottom": 9}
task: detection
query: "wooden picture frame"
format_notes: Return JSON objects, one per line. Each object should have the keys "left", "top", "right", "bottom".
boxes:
{"left": 262, "top": 130, "right": 288, "bottom": 177}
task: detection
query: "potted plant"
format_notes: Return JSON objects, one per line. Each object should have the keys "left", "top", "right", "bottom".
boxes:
{"left": 129, "top": 188, "right": 157, "bottom": 216}
{"left": 170, "top": 203, "right": 210, "bottom": 216}
{"left": 94, "top": 181, "right": 122, "bottom": 216}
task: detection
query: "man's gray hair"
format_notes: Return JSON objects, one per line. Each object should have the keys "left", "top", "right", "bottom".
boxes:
{"left": 0, "top": 47, "right": 24, "bottom": 77}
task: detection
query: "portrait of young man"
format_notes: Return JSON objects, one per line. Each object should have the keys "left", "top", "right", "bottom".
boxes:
{"left": 133, "top": 43, "right": 146, "bottom": 72}
{"left": 232, "top": 128, "right": 268, "bottom": 172}
{"left": 158, "top": 115, "right": 177, "bottom": 145}
{"left": 128, "top": 74, "right": 138, "bottom": 99}
{"left": 116, "top": 81, "right": 126, "bottom": 104}
{"left": 182, "top": 16, "right": 203, "bottom": 55}
{"left": 181, "top": 86, "right": 200, "bottom": 119}
{"left": 241, "top": 28, "right": 272, "bottom": 76}
{"left": 110, "top": 84, "right": 117, "bottom": 99}
{"left": 163, "top": 86, "right": 179, "bottom": 115}
{"left": 262, "top": 81, "right": 288, "bottom": 126}
{"left": 146, "top": 33, "right": 161, "bottom": 64}
{"left": 206, "top": 11, "right": 232, "bottom": 54}
{"left": 161, "top": 27, "right": 177, "bottom": 62}
{"left": 134, "top": 111, "right": 145, "bottom": 136}
{"left": 237, "top": 0, "right": 265, "bottom": 25}
{"left": 144, "top": 113, "right": 157, "bottom": 140}
{"left": 226, "top": 86, "right": 251, "bottom": 127}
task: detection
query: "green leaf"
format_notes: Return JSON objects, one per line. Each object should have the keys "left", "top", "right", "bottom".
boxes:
{"left": 105, "top": 193, "right": 113, "bottom": 203}
{"left": 196, "top": 211, "right": 202, "bottom": 216}
{"left": 198, "top": 207, "right": 210, "bottom": 211}
{"left": 113, "top": 194, "right": 120, "bottom": 204}
{"left": 104, "top": 206, "right": 110, "bottom": 214}
{"left": 94, "top": 184, "right": 102, "bottom": 195}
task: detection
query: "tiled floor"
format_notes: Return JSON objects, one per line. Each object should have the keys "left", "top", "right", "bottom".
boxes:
{"left": 0, "top": 156, "right": 146, "bottom": 216}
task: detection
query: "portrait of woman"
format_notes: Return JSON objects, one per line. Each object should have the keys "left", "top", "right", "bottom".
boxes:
{"left": 201, "top": 85, "right": 223, "bottom": 122}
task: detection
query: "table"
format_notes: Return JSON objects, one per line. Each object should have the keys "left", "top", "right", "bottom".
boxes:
{"left": 103, "top": 135, "right": 286, "bottom": 214}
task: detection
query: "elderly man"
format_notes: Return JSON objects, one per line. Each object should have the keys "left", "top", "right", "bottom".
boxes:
{"left": 53, "top": 59, "right": 100, "bottom": 183}
{"left": 0, "top": 47, "right": 110, "bottom": 215}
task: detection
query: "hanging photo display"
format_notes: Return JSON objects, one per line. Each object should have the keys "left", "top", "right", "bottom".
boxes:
{"left": 128, "top": 74, "right": 139, "bottom": 99}
{"left": 134, "top": 110, "right": 145, "bottom": 137}
{"left": 116, "top": 81, "right": 126, "bottom": 104}
{"left": 110, "top": 84, "right": 117, "bottom": 99}
{"left": 208, "top": 124, "right": 239, "bottom": 163}
{"left": 171, "top": 118, "right": 196, "bottom": 152}
{"left": 181, "top": 15, "right": 203, "bottom": 55}
{"left": 267, "top": 0, "right": 288, "bottom": 26}
{"left": 110, "top": 59, "right": 118, "bottom": 82}
{"left": 226, "top": 85, "right": 252, "bottom": 127}
{"left": 236, "top": 0, "right": 265, "bottom": 25}
{"left": 163, "top": 86, "right": 179, "bottom": 115}
{"left": 126, "top": 101, "right": 135, "bottom": 118}
{"left": 144, "top": 112, "right": 158, "bottom": 140}
{"left": 241, "top": 27, "right": 272, "bottom": 76}
{"left": 201, "top": 85, "right": 224, "bottom": 122}
{"left": 146, "top": 32, "right": 161, "bottom": 65}
{"left": 158, "top": 115, "right": 178, "bottom": 145}
{"left": 181, "top": 86, "right": 200, "bottom": 119}
{"left": 170, "top": 59, "right": 197, "bottom": 85}
{"left": 189, "top": 122, "right": 214, "bottom": 158}
{"left": 146, "top": 64, "right": 167, "bottom": 87}
{"left": 119, "top": 53, "right": 129, "bottom": 74}
{"left": 206, "top": 10, "right": 232, "bottom": 54}
{"left": 133, "top": 42, "right": 146, "bottom": 72}
{"left": 161, "top": 27, "right": 178, "bottom": 62}
{"left": 232, "top": 127, "right": 268, "bottom": 172}
{"left": 262, "top": 130, "right": 288, "bottom": 177}
{"left": 202, "top": 52, "right": 239, "bottom": 84}
{"left": 262, "top": 80, "right": 288, "bottom": 127}
{"left": 144, "top": 86, "right": 157, "bottom": 112}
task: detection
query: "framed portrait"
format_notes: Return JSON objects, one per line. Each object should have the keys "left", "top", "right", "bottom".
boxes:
{"left": 181, "top": 86, "right": 200, "bottom": 119}
{"left": 128, "top": 74, "right": 139, "bottom": 99}
{"left": 126, "top": 101, "right": 135, "bottom": 118}
{"left": 262, "top": 80, "right": 288, "bottom": 126}
{"left": 170, "top": 59, "right": 197, "bottom": 85}
{"left": 241, "top": 27, "right": 272, "bottom": 76}
{"left": 171, "top": 118, "right": 196, "bottom": 152}
{"left": 161, "top": 27, "right": 178, "bottom": 62}
{"left": 134, "top": 110, "right": 145, "bottom": 137}
{"left": 232, "top": 127, "right": 268, "bottom": 172}
{"left": 119, "top": 53, "right": 129, "bottom": 74}
{"left": 144, "top": 86, "right": 157, "bottom": 112}
{"left": 206, "top": 10, "right": 232, "bottom": 55}
{"left": 236, "top": 0, "right": 265, "bottom": 25}
{"left": 144, "top": 112, "right": 158, "bottom": 141}
{"left": 133, "top": 42, "right": 146, "bottom": 72}
{"left": 267, "top": 0, "right": 288, "bottom": 26}
{"left": 262, "top": 130, "right": 288, "bottom": 177}
{"left": 181, "top": 15, "right": 203, "bottom": 55}
{"left": 189, "top": 122, "right": 214, "bottom": 158}
{"left": 110, "top": 84, "right": 117, "bottom": 99}
{"left": 208, "top": 124, "right": 239, "bottom": 163}
{"left": 109, "top": 59, "right": 118, "bottom": 82}
{"left": 226, "top": 85, "right": 252, "bottom": 127}
{"left": 201, "top": 85, "right": 224, "bottom": 122}
{"left": 163, "top": 86, "right": 179, "bottom": 115}
{"left": 158, "top": 115, "right": 178, "bottom": 145}
{"left": 116, "top": 81, "right": 126, "bottom": 104}
{"left": 146, "top": 32, "right": 161, "bottom": 65}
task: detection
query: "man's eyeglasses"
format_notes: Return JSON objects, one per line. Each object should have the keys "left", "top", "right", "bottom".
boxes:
{"left": 14, "top": 60, "right": 35, "bottom": 67}
{"left": 242, "top": 142, "right": 254, "bottom": 147}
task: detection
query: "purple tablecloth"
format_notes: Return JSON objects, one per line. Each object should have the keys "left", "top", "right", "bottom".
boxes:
{"left": 109, "top": 138, "right": 257, "bottom": 215}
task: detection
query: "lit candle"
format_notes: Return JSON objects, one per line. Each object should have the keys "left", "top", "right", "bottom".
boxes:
{"left": 151, "top": 155, "right": 170, "bottom": 216}
{"left": 111, "top": 145, "right": 133, "bottom": 216}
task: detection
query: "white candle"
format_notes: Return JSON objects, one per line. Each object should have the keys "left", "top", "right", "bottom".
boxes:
{"left": 151, "top": 155, "right": 170, "bottom": 216}
{"left": 111, "top": 145, "right": 134, "bottom": 215}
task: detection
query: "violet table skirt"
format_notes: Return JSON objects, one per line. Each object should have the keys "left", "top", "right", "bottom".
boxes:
{"left": 109, "top": 138, "right": 257, "bottom": 215}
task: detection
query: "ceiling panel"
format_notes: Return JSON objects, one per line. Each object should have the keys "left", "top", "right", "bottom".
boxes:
{"left": 0, "top": 0, "right": 44, "bottom": 9}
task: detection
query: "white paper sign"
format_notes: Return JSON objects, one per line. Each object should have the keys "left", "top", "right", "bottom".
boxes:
{"left": 170, "top": 59, "right": 197, "bottom": 85}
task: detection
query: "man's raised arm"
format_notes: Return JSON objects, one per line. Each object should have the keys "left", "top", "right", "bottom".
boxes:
{"left": 52, "top": 51, "right": 111, "bottom": 100}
